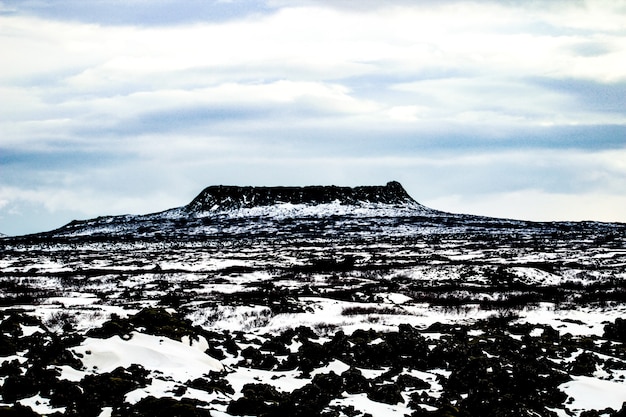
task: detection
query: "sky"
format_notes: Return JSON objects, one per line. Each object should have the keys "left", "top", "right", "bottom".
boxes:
{"left": 1, "top": 0, "right": 625, "bottom": 236}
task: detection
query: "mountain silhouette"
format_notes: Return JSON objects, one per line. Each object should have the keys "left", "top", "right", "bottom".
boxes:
{"left": 184, "top": 181, "right": 420, "bottom": 212}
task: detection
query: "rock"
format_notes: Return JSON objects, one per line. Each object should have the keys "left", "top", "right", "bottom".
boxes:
{"left": 227, "top": 383, "right": 285, "bottom": 416}
{"left": 367, "top": 383, "right": 404, "bottom": 405}
{"left": 397, "top": 374, "right": 430, "bottom": 390}
{"left": 116, "top": 396, "right": 212, "bottom": 417}
{"left": 0, "top": 404, "right": 41, "bottom": 417}
{"left": 604, "top": 318, "right": 626, "bottom": 342}
{"left": 569, "top": 352, "right": 599, "bottom": 376}
{"left": 341, "top": 367, "right": 371, "bottom": 394}
{"left": 312, "top": 372, "right": 344, "bottom": 396}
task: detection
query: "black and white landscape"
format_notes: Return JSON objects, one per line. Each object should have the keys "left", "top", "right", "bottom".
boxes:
{"left": 1, "top": 182, "right": 626, "bottom": 417}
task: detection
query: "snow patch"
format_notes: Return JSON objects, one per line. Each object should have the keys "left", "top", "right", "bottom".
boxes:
{"left": 74, "top": 332, "right": 223, "bottom": 379}
{"left": 560, "top": 376, "right": 626, "bottom": 412}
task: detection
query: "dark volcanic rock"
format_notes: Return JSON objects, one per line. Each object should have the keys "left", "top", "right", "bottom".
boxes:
{"left": 116, "top": 396, "right": 212, "bottom": 417}
{"left": 184, "top": 181, "right": 418, "bottom": 212}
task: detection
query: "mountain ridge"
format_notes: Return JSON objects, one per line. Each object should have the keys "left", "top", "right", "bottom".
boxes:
{"left": 183, "top": 181, "right": 422, "bottom": 212}
{"left": 11, "top": 181, "right": 622, "bottom": 240}
{"left": 31, "top": 181, "right": 442, "bottom": 239}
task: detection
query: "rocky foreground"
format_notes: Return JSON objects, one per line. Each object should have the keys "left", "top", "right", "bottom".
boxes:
{"left": 1, "top": 307, "right": 626, "bottom": 417}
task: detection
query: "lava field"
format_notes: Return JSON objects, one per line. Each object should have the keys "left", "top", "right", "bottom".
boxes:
{"left": 1, "top": 183, "right": 625, "bottom": 416}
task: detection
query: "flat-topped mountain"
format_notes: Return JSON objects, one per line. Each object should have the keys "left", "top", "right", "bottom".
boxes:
{"left": 16, "top": 181, "right": 620, "bottom": 241}
{"left": 184, "top": 181, "right": 420, "bottom": 212}
{"left": 32, "top": 181, "right": 441, "bottom": 239}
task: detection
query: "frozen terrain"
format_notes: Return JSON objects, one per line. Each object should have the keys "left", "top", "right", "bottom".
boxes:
{"left": 1, "top": 182, "right": 625, "bottom": 416}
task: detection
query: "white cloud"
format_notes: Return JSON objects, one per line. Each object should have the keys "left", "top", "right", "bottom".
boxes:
{"left": 3, "top": 2, "right": 625, "bottom": 87}
{"left": 386, "top": 105, "right": 429, "bottom": 122}
{"left": 2, "top": 4, "right": 625, "bottom": 128}
{"left": 1, "top": 0, "right": 626, "bottom": 234}
{"left": 428, "top": 190, "right": 626, "bottom": 223}
{"left": 537, "top": 0, "right": 626, "bottom": 33}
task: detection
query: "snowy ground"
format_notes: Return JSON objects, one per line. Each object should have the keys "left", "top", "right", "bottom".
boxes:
{"left": 1, "top": 210, "right": 625, "bottom": 416}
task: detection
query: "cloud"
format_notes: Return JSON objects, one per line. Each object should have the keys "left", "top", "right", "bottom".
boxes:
{"left": 0, "top": 0, "right": 274, "bottom": 25}
{"left": 529, "top": 78, "right": 626, "bottom": 115}
{"left": 270, "top": 0, "right": 626, "bottom": 35}
{"left": 1, "top": 0, "right": 626, "bottom": 234}
{"left": 428, "top": 191, "right": 626, "bottom": 223}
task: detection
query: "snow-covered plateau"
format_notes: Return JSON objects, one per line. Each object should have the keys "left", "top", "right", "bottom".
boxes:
{"left": 1, "top": 182, "right": 626, "bottom": 416}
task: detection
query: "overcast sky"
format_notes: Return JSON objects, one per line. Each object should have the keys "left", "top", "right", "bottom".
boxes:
{"left": 1, "top": 0, "right": 625, "bottom": 235}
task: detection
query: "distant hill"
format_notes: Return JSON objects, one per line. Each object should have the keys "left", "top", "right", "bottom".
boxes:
{"left": 184, "top": 181, "right": 424, "bottom": 212}
{"left": 7, "top": 181, "right": 624, "bottom": 241}
{"left": 24, "top": 181, "right": 452, "bottom": 239}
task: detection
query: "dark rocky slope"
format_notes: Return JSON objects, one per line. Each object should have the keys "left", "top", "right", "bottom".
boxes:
{"left": 27, "top": 182, "right": 441, "bottom": 240}
{"left": 184, "top": 181, "right": 420, "bottom": 211}
{"left": 8, "top": 181, "right": 625, "bottom": 243}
